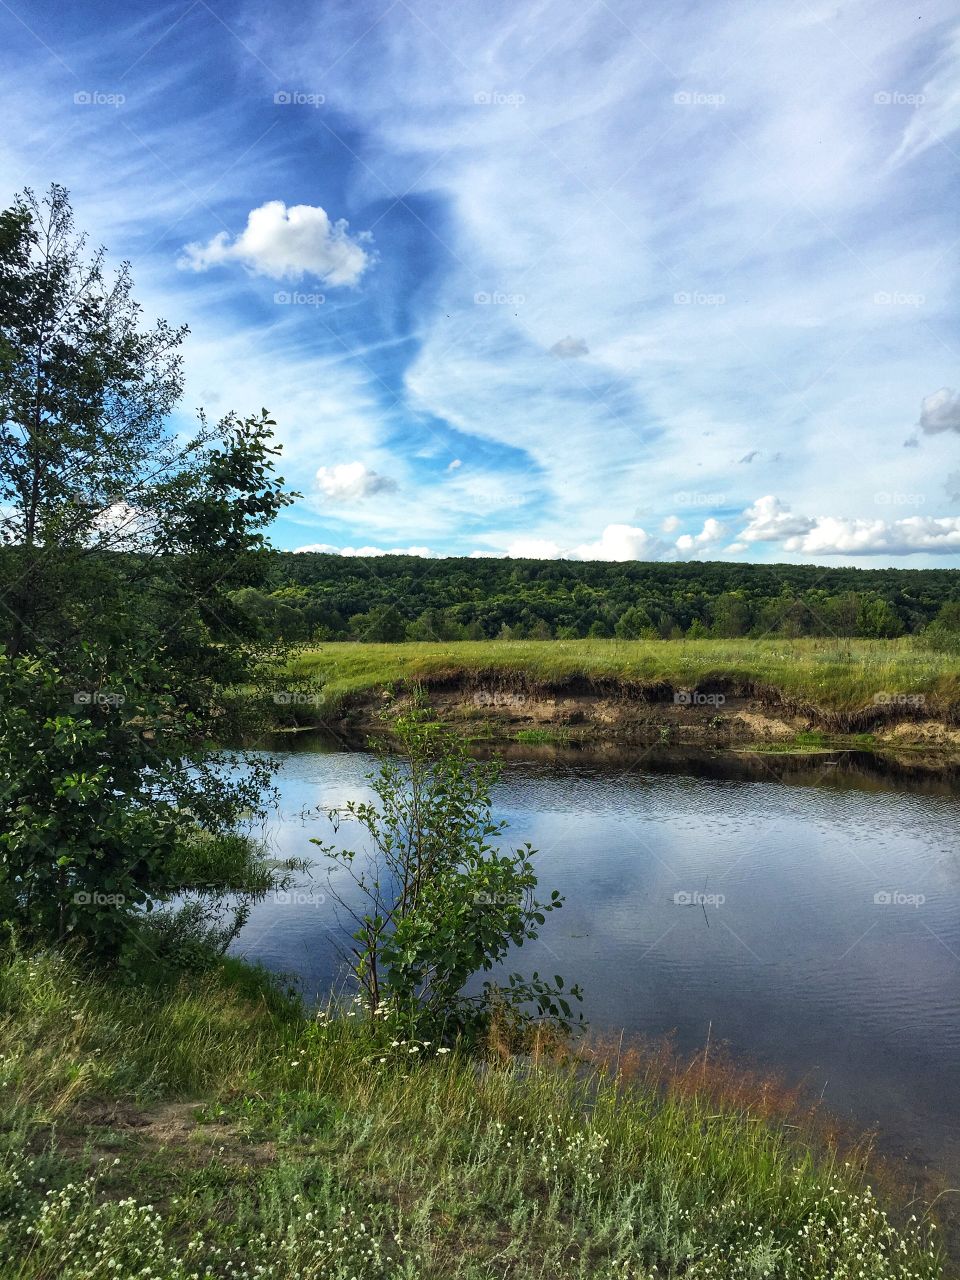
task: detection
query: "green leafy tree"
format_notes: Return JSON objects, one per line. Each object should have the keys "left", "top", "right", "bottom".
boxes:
{"left": 587, "top": 619, "right": 612, "bottom": 638}
{"left": 0, "top": 185, "right": 296, "bottom": 957}
{"left": 313, "top": 704, "right": 582, "bottom": 1040}
{"left": 350, "top": 604, "right": 408, "bottom": 642}
{"left": 615, "top": 605, "right": 654, "bottom": 639}
{"left": 924, "top": 601, "right": 960, "bottom": 652}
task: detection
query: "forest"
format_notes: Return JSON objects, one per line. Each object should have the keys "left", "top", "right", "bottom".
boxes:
{"left": 235, "top": 551, "right": 960, "bottom": 642}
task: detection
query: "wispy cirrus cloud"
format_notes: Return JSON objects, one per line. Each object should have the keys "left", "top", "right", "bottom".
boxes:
{"left": 3, "top": 0, "right": 960, "bottom": 563}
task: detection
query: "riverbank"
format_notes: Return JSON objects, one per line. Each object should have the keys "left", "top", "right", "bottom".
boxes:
{"left": 0, "top": 948, "right": 945, "bottom": 1278}
{"left": 271, "top": 639, "right": 960, "bottom": 758}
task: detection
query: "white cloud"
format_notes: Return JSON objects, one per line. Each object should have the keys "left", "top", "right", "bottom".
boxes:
{"left": 294, "top": 543, "right": 433, "bottom": 556}
{"left": 918, "top": 387, "right": 960, "bottom": 435}
{"left": 784, "top": 515, "right": 960, "bottom": 555}
{"left": 9, "top": 3, "right": 960, "bottom": 565}
{"left": 506, "top": 537, "right": 563, "bottom": 558}
{"left": 887, "top": 25, "right": 960, "bottom": 169}
{"left": 180, "top": 201, "right": 373, "bottom": 286}
{"left": 740, "top": 495, "right": 816, "bottom": 542}
{"left": 91, "top": 501, "right": 150, "bottom": 551}
{"left": 573, "top": 524, "right": 667, "bottom": 561}
{"left": 315, "top": 461, "right": 397, "bottom": 501}
{"left": 549, "top": 336, "right": 589, "bottom": 358}
{"left": 675, "top": 517, "right": 725, "bottom": 552}
{"left": 661, "top": 515, "right": 681, "bottom": 533}
{"left": 733, "top": 494, "right": 960, "bottom": 555}
{"left": 447, "top": 458, "right": 462, "bottom": 470}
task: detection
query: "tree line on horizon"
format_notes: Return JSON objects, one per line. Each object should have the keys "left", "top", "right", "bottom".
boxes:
{"left": 13, "top": 543, "right": 956, "bottom": 644}
{"left": 233, "top": 552, "right": 960, "bottom": 644}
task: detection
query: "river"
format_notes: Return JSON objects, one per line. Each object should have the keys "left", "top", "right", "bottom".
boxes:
{"left": 232, "top": 736, "right": 960, "bottom": 1185}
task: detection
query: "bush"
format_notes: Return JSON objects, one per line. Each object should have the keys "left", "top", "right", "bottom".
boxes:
{"left": 313, "top": 702, "right": 582, "bottom": 1041}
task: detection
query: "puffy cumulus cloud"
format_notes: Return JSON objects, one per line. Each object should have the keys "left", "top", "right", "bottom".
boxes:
{"left": 504, "top": 526, "right": 668, "bottom": 561}
{"left": 675, "top": 517, "right": 725, "bottom": 552}
{"left": 180, "top": 201, "right": 373, "bottom": 286}
{"left": 784, "top": 516, "right": 960, "bottom": 556}
{"left": 294, "top": 543, "right": 433, "bottom": 556}
{"left": 91, "top": 501, "right": 151, "bottom": 551}
{"left": 918, "top": 387, "right": 960, "bottom": 436}
{"left": 740, "top": 495, "right": 816, "bottom": 542}
{"left": 573, "top": 524, "right": 667, "bottom": 562}
{"left": 549, "top": 336, "right": 589, "bottom": 359}
{"left": 732, "top": 493, "right": 960, "bottom": 555}
{"left": 661, "top": 515, "right": 681, "bottom": 534}
{"left": 506, "top": 537, "right": 563, "bottom": 559}
{"left": 315, "top": 462, "right": 397, "bottom": 501}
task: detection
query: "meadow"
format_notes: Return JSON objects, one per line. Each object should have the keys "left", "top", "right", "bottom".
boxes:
{"left": 286, "top": 637, "right": 960, "bottom": 717}
{"left": 0, "top": 948, "right": 944, "bottom": 1279}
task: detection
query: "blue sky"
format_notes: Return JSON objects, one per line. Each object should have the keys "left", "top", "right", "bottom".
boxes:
{"left": 3, "top": 0, "right": 960, "bottom": 565}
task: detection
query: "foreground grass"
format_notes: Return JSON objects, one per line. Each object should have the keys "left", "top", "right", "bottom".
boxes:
{"left": 0, "top": 949, "right": 943, "bottom": 1279}
{"left": 286, "top": 638, "right": 960, "bottom": 718}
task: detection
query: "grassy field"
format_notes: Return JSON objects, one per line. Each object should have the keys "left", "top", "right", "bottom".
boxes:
{"left": 286, "top": 638, "right": 960, "bottom": 716}
{"left": 0, "top": 948, "right": 944, "bottom": 1279}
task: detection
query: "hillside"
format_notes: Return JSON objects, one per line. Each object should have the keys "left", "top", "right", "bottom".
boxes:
{"left": 235, "top": 553, "right": 960, "bottom": 642}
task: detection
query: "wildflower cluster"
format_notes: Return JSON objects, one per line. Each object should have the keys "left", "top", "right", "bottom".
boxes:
{"left": 493, "top": 1114, "right": 609, "bottom": 1196}
{"left": 0, "top": 1158, "right": 408, "bottom": 1280}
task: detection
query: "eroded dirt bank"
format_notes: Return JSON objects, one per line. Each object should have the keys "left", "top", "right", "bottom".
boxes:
{"left": 316, "top": 669, "right": 960, "bottom": 762}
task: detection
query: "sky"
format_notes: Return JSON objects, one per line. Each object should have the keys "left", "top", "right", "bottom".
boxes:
{"left": 3, "top": 0, "right": 960, "bottom": 566}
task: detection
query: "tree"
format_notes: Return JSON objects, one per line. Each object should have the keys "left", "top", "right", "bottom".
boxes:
{"left": 615, "top": 605, "right": 654, "bottom": 639}
{"left": 313, "top": 704, "right": 581, "bottom": 1041}
{"left": 924, "top": 601, "right": 960, "bottom": 652}
{"left": 0, "top": 185, "right": 296, "bottom": 957}
{"left": 352, "top": 604, "right": 407, "bottom": 642}
{"left": 587, "top": 619, "right": 612, "bottom": 638}
{"left": 710, "top": 592, "right": 752, "bottom": 638}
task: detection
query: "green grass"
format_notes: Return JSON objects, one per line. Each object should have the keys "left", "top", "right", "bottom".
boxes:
{"left": 514, "top": 727, "right": 571, "bottom": 745}
{"left": 0, "top": 948, "right": 944, "bottom": 1278}
{"left": 283, "top": 638, "right": 960, "bottom": 719}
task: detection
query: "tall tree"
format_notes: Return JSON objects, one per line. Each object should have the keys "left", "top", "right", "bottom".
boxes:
{"left": 0, "top": 185, "right": 296, "bottom": 957}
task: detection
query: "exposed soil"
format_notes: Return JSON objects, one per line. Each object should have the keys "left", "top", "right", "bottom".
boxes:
{"left": 313, "top": 670, "right": 960, "bottom": 763}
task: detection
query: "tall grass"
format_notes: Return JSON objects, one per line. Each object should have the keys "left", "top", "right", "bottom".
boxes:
{"left": 286, "top": 638, "right": 960, "bottom": 718}
{"left": 0, "top": 949, "right": 944, "bottom": 1278}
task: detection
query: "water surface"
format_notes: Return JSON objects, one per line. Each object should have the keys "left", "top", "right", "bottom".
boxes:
{"left": 234, "top": 739, "right": 960, "bottom": 1179}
